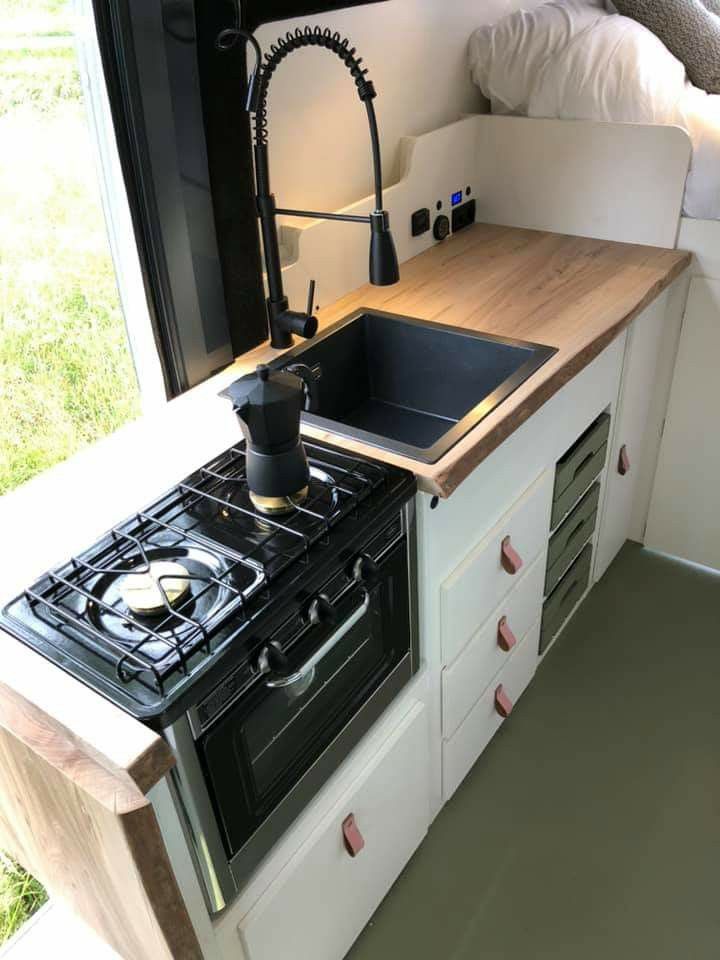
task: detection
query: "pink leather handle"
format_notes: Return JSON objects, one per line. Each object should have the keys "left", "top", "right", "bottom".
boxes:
{"left": 494, "top": 684, "right": 514, "bottom": 719}
{"left": 618, "top": 444, "right": 630, "bottom": 476}
{"left": 500, "top": 536, "right": 523, "bottom": 575}
{"left": 497, "top": 616, "right": 517, "bottom": 652}
{"left": 342, "top": 814, "right": 365, "bottom": 858}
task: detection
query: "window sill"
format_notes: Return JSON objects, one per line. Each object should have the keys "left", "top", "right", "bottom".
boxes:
{"left": 0, "top": 903, "right": 120, "bottom": 960}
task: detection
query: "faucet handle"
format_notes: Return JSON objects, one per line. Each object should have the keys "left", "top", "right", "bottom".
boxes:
{"left": 306, "top": 278, "right": 316, "bottom": 319}
{"left": 285, "top": 362, "right": 320, "bottom": 412}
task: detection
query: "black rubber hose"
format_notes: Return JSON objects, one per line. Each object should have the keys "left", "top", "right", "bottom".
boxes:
{"left": 217, "top": 24, "right": 384, "bottom": 211}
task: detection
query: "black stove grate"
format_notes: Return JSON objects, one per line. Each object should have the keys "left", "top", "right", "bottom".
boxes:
{"left": 14, "top": 441, "right": 391, "bottom": 705}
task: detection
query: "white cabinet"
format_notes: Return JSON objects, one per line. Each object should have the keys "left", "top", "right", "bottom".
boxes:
{"left": 646, "top": 277, "right": 720, "bottom": 570}
{"left": 594, "top": 292, "right": 671, "bottom": 579}
{"left": 236, "top": 702, "right": 430, "bottom": 960}
{"left": 442, "top": 552, "right": 545, "bottom": 740}
{"left": 443, "top": 620, "right": 539, "bottom": 799}
{"left": 440, "top": 470, "right": 553, "bottom": 667}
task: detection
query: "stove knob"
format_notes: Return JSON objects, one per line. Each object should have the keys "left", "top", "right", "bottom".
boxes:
{"left": 351, "top": 553, "right": 379, "bottom": 586}
{"left": 308, "top": 594, "right": 337, "bottom": 626}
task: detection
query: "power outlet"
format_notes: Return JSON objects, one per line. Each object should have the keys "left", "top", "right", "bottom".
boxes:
{"left": 451, "top": 199, "right": 476, "bottom": 234}
{"left": 411, "top": 208, "right": 431, "bottom": 237}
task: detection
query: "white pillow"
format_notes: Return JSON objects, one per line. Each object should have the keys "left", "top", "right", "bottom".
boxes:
{"left": 468, "top": 0, "right": 611, "bottom": 115}
{"left": 468, "top": 0, "right": 720, "bottom": 219}
{"left": 468, "top": 0, "right": 687, "bottom": 122}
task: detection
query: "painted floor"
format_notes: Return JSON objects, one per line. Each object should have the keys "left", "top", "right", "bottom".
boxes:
{"left": 347, "top": 542, "right": 720, "bottom": 960}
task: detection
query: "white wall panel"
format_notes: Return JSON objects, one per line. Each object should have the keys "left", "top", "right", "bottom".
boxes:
{"left": 645, "top": 277, "right": 720, "bottom": 570}
{"left": 255, "top": 0, "right": 546, "bottom": 213}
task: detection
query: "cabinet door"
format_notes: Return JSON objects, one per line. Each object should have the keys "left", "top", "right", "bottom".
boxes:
{"left": 646, "top": 278, "right": 720, "bottom": 569}
{"left": 595, "top": 293, "right": 669, "bottom": 580}
{"left": 238, "top": 702, "right": 430, "bottom": 960}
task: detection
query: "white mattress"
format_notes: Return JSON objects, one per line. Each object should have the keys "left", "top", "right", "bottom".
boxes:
{"left": 468, "top": 0, "right": 720, "bottom": 220}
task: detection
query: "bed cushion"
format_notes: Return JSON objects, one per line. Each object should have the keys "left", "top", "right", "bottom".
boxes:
{"left": 468, "top": 0, "right": 611, "bottom": 115}
{"left": 611, "top": 0, "right": 720, "bottom": 94}
{"left": 468, "top": 2, "right": 687, "bottom": 121}
{"left": 468, "top": 1, "right": 720, "bottom": 219}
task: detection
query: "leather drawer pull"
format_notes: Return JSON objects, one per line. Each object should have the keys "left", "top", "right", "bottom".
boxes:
{"left": 494, "top": 684, "right": 514, "bottom": 719}
{"left": 618, "top": 444, "right": 630, "bottom": 476}
{"left": 497, "top": 616, "right": 517, "bottom": 652}
{"left": 500, "top": 536, "right": 523, "bottom": 575}
{"left": 342, "top": 814, "right": 365, "bottom": 858}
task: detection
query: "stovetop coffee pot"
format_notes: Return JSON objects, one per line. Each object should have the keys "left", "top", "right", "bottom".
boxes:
{"left": 221, "top": 363, "right": 318, "bottom": 515}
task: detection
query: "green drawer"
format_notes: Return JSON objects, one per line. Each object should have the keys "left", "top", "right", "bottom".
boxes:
{"left": 545, "top": 482, "right": 600, "bottom": 594}
{"left": 551, "top": 441, "right": 607, "bottom": 529}
{"left": 540, "top": 543, "right": 593, "bottom": 654}
{"left": 553, "top": 412, "right": 610, "bottom": 500}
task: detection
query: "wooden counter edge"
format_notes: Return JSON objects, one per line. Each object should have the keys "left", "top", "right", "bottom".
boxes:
{"left": 0, "top": 633, "right": 203, "bottom": 960}
{"left": 0, "top": 630, "right": 174, "bottom": 810}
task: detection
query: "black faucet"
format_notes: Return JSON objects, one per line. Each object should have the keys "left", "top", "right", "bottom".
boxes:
{"left": 217, "top": 24, "right": 400, "bottom": 349}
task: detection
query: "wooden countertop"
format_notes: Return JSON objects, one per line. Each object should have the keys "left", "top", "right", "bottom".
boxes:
{"left": 304, "top": 223, "right": 691, "bottom": 497}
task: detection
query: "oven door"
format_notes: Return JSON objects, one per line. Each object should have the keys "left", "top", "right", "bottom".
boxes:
{"left": 198, "top": 537, "right": 413, "bottom": 876}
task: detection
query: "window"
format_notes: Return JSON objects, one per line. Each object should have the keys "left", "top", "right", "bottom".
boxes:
{"left": 0, "top": 0, "right": 144, "bottom": 497}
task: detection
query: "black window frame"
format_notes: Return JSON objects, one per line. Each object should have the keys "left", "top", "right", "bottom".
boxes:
{"left": 92, "top": 0, "right": 388, "bottom": 398}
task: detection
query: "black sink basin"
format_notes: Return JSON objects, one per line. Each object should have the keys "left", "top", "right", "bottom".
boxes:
{"left": 277, "top": 309, "right": 558, "bottom": 464}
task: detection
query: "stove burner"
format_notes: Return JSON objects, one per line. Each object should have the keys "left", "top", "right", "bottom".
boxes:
{"left": 249, "top": 484, "right": 309, "bottom": 517}
{"left": 87, "top": 546, "right": 239, "bottom": 656}
{"left": 119, "top": 559, "right": 191, "bottom": 616}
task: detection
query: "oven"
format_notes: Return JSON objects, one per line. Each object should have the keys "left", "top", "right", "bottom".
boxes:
{"left": 164, "top": 500, "right": 417, "bottom": 912}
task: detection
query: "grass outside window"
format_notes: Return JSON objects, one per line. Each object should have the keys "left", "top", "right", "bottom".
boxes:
{"left": 0, "top": 855, "right": 47, "bottom": 943}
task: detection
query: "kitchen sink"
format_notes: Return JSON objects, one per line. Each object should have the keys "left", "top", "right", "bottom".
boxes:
{"left": 277, "top": 309, "right": 558, "bottom": 464}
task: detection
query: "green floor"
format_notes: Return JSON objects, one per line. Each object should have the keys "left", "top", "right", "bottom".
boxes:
{"left": 348, "top": 543, "right": 720, "bottom": 960}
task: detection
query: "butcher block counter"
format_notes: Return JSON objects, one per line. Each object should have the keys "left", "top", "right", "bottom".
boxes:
{"left": 305, "top": 223, "right": 689, "bottom": 496}
{"left": 0, "top": 224, "right": 689, "bottom": 960}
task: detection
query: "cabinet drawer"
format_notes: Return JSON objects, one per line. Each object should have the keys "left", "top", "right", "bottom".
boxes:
{"left": 238, "top": 702, "right": 429, "bottom": 960}
{"left": 545, "top": 483, "right": 600, "bottom": 594}
{"left": 551, "top": 441, "right": 607, "bottom": 530}
{"left": 553, "top": 412, "right": 610, "bottom": 502}
{"left": 440, "top": 469, "right": 552, "bottom": 666}
{"left": 442, "top": 553, "right": 544, "bottom": 740}
{"left": 540, "top": 544, "right": 593, "bottom": 655}
{"left": 443, "top": 621, "right": 539, "bottom": 800}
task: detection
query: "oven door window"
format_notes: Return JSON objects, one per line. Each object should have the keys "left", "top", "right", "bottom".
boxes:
{"left": 200, "top": 540, "right": 410, "bottom": 859}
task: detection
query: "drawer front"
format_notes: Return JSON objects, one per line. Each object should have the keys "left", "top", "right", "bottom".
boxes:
{"left": 239, "top": 702, "right": 429, "bottom": 960}
{"left": 554, "top": 412, "right": 610, "bottom": 502}
{"left": 440, "top": 469, "right": 552, "bottom": 666}
{"left": 443, "top": 621, "right": 539, "bottom": 800}
{"left": 551, "top": 442, "right": 607, "bottom": 529}
{"left": 540, "top": 544, "right": 593, "bottom": 654}
{"left": 545, "top": 483, "right": 600, "bottom": 594}
{"left": 442, "top": 552, "right": 545, "bottom": 740}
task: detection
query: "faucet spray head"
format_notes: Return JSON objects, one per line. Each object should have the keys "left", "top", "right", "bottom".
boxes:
{"left": 369, "top": 211, "right": 400, "bottom": 286}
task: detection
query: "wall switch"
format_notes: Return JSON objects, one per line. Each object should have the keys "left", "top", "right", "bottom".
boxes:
{"left": 451, "top": 199, "right": 476, "bottom": 234}
{"left": 411, "top": 208, "right": 431, "bottom": 237}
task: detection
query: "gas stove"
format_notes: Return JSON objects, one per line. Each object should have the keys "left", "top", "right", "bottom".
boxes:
{"left": 1, "top": 439, "right": 416, "bottom": 728}
{"left": 3, "top": 438, "right": 418, "bottom": 905}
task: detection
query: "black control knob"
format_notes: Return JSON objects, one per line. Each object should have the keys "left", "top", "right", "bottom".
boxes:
{"left": 351, "top": 553, "right": 379, "bottom": 585}
{"left": 258, "top": 641, "right": 289, "bottom": 677}
{"left": 433, "top": 214, "right": 450, "bottom": 242}
{"left": 307, "top": 594, "right": 337, "bottom": 626}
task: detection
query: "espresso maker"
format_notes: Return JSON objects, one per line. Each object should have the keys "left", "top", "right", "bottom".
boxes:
{"left": 221, "top": 363, "right": 318, "bottom": 515}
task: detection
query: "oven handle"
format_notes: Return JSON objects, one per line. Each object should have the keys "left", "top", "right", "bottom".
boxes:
{"left": 262, "top": 589, "right": 371, "bottom": 689}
